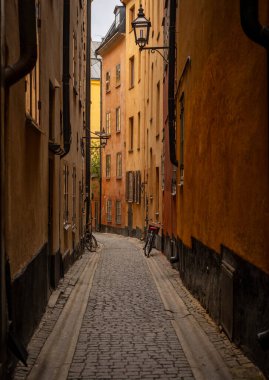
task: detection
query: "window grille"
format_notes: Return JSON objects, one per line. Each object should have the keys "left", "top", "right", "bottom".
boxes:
{"left": 106, "top": 112, "right": 111, "bottom": 134}
{"left": 116, "top": 107, "right": 121, "bottom": 132}
{"left": 106, "top": 71, "right": 111, "bottom": 92}
{"left": 116, "top": 152, "right": 122, "bottom": 178}
{"left": 116, "top": 200, "right": 121, "bottom": 224}
{"left": 106, "top": 199, "right": 112, "bottom": 222}
{"left": 106, "top": 155, "right": 111, "bottom": 179}
{"left": 129, "top": 56, "right": 135, "bottom": 88}
{"left": 116, "top": 64, "right": 121, "bottom": 85}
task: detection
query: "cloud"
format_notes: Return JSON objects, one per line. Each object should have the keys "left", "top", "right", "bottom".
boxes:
{"left": 92, "top": 0, "right": 122, "bottom": 41}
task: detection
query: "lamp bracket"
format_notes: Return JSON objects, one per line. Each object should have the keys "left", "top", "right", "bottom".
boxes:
{"left": 140, "top": 46, "right": 169, "bottom": 63}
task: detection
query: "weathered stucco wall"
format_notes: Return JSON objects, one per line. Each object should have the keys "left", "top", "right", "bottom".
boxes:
{"left": 176, "top": 0, "right": 269, "bottom": 274}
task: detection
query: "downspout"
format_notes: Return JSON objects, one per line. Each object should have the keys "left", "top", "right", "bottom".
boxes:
{"left": 168, "top": 0, "right": 178, "bottom": 167}
{"left": 240, "top": 0, "right": 269, "bottom": 350}
{"left": 240, "top": 0, "right": 269, "bottom": 48}
{"left": 4, "top": 0, "right": 37, "bottom": 87}
{"left": 85, "top": 0, "right": 91, "bottom": 226}
{"left": 98, "top": 58, "right": 102, "bottom": 231}
{"left": 0, "top": 0, "right": 6, "bottom": 374}
{"left": 61, "top": 0, "right": 71, "bottom": 159}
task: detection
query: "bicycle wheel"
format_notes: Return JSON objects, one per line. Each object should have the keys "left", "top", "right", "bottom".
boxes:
{"left": 143, "top": 236, "right": 149, "bottom": 256}
{"left": 145, "top": 233, "right": 154, "bottom": 257}
{"left": 84, "top": 232, "right": 92, "bottom": 251}
{"left": 91, "top": 233, "right": 98, "bottom": 249}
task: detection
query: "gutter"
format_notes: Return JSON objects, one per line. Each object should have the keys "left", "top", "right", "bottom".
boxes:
{"left": 61, "top": 0, "right": 71, "bottom": 159}
{"left": 168, "top": 0, "right": 178, "bottom": 167}
{"left": 4, "top": 0, "right": 37, "bottom": 87}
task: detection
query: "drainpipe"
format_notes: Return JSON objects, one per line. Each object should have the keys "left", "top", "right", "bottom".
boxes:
{"left": 98, "top": 57, "right": 103, "bottom": 232}
{"left": 0, "top": 0, "right": 6, "bottom": 375}
{"left": 61, "top": 0, "right": 71, "bottom": 159}
{"left": 240, "top": 0, "right": 269, "bottom": 48}
{"left": 168, "top": 0, "right": 178, "bottom": 167}
{"left": 4, "top": 0, "right": 37, "bottom": 87}
{"left": 85, "top": 0, "right": 91, "bottom": 226}
{"left": 240, "top": 0, "right": 269, "bottom": 350}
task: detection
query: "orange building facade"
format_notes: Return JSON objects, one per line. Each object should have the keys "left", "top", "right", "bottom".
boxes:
{"left": 97, "top": 6, "right": 127, "bottom": 235}
{"left": 170, "top": 0, "right": 269, "bottom": 374}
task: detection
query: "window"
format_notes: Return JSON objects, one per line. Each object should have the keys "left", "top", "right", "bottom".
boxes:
{"left": 106, "top": 199, "right": 112, "bottom": 222}
{"left": 129, "top": 117, "right": 134, "bottom": 151}
{"left": 72, "top": 31, "right": 78, "bottom": 92}
{"left": 129, "top": 56, "right": 135, "bottom": 88}
{"left": 25, "top": 0, "right": 40, "bottom": 125}
{"left": 106, "top": 71, "right": 111, "bottom": 92}
{"left": 126, "top": 171, "right": 141, "bottom": 204}
{"left": 156, "top": 81, "right": 160, "bottom": 135}
{"left": 116, "top": 152, "right": 122, "bottom": 178}
{"left": 137, "top": 112, "right": 140, "bottom": 150}
{"left": 116, "top": 201, "right": 121, "bottom": 224}
{"left": 156, "top": 167, "right": 159, "bottom": 219}
{"left": 133, "top": 171, "right": 141, "bottom": 204}
{"left": 126, "top": 171, "right": 134, "bottom": 202}
{"left": 179, "top": 93, "right": 185, "bottom": 185}
{"left": 49, "top": 81, "right": 55, "bottom": 141}
{"left": 72, "top": 167, "right": 76, "bottom": 223}
{"left": 116, "top": 64, "right": 121, "bottom": 86}
{"left": 115, "top": 9, "right": 120, "bottom": 28}
{"left": 116, "top": 107, "right": 121, "bottom": 132}
{"left": 63, "top": 164, "right": 69, "bottom": 223}
{"left": 106, "top": 112, "right": 111, "bottom": 134}
{"left": 106, "top": 155, "right": 111, "bottom": 178}
{"left": 129, "top": 5, "right": 135, "bottom": 32}
{"left": 161, "top": 155, "right": 165, "bottom": 191}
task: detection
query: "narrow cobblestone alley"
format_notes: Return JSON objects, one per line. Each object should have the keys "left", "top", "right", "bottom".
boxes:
{"left": 14, "top": 234, "right": 265, "bottom": 380}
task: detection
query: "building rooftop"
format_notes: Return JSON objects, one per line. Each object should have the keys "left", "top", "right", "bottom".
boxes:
{"left": 91, "top": 41, "right": 101, "bottom": 79}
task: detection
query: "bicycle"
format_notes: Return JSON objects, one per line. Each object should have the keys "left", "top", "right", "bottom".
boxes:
{"left": 83, "top": 222, "right": 98, "bottom": 252}
{"left": 143, "top": 223, "right": 160, "bottom": 257}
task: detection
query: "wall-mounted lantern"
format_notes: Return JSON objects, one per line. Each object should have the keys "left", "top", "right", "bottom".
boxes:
{"left": 132, "top": 3, "right": 169, "bottom": 62}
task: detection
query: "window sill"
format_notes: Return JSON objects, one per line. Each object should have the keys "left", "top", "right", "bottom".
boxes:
{"left": 116, "top": 176, "right": 122, "bottom": 180}
{"left": 106, "top": 177, "right": 111, "bottom": 181}
{"left": 106, "top": 89, "right": 111, "bottom": 94}
{"left": 116, "top": 130, "right": 121, "bottom": 134}
{"left": 25, "top": 113, "right": 43, "bottom": 134}
{"left": 128, "top": 149, "right": 133, "bottom": 153}
{"left": 129, "top": 85, "right": 134, "bottom": 90}
{"left": 115, "top": 83, "right": 121, "bottom": 88}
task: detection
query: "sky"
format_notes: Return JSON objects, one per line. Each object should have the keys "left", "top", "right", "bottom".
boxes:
{"left": 92, "top": 0, "right": 122, "bottom": 41}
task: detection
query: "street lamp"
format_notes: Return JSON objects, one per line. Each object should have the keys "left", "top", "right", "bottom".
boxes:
{"left": 132, "top": 3, "right": 169, "bottom": 62}
{"left": 94, "top": 128, "right": 109, "bottom": 148}
{"left": 131, "top": 4, "right": 151, "bottom": 48}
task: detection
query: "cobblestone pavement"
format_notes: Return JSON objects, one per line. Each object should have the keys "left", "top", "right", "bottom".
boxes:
{"left": 14, "top": 233, "right": 265, "bottom": 380}
{"left": 67, "top": 234, "right": 194, "bottom": 380}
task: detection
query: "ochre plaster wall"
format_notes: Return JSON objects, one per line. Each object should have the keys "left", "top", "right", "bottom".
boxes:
{"left": 176, "top": 0, "right": 269, "bottom": 273}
